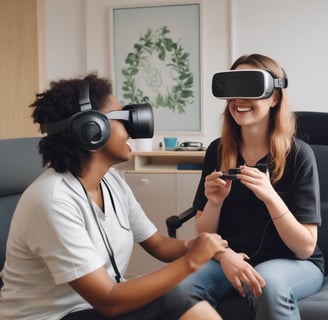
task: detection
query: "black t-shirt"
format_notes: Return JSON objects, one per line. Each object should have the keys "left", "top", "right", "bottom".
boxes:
{"left": 193, "top": 137, "right": 324, "bottom": 273}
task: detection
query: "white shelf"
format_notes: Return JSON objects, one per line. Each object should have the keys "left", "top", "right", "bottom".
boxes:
{"left": 115, "top": 150, "right": 205, "bottom": 173}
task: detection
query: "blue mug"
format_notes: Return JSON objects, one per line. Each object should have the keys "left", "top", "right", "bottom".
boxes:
{"left": 163, "top": 137, "right": 178, "bottom": 150}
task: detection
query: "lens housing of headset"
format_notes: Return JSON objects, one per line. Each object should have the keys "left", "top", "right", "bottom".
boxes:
{"left": 212, "top": 69, "right": 288, "bottom": 100}
{"left": 105, "top": 103, "right": 154, "bottom": 139}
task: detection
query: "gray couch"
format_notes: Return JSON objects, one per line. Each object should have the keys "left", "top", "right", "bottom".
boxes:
{"left": 166, "top": 111, "right": 328, "bottom": 319}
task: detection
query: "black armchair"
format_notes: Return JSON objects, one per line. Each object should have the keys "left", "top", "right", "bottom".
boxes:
{"left": 166, "top": 111, "right": 328, "bottom": 319}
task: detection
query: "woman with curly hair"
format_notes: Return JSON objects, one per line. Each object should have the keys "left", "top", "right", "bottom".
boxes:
{"left": 0, "top": 73, "right": 227, "bottom": 320}
{"left": 178, "top": 54, "right": 324, "bottom": 319}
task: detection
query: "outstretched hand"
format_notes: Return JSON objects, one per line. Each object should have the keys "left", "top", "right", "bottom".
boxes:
{"left": 217, "top": 249, "right": 265, "bottom": 297}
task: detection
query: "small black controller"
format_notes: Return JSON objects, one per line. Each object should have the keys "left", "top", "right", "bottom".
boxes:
{"left": 221, "top": 163, "right": 267, "bottom": 180}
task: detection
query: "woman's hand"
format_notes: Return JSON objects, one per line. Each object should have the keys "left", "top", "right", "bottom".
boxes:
{"left": 237, "top": 165, "right": 275, "bottom": 202}
{"left": 216, "top": 249, "right": 266, "bottom": 297}
{"left": 204, "top": 171, "right": 232, "bottom": 205}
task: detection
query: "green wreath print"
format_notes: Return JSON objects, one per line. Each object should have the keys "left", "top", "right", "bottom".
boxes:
{"left": 121, "top": 26, "right": 194, "bottom": 113}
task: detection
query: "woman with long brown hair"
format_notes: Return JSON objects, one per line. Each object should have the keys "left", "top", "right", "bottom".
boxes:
{"left": 179, "top": 54, "right": 324, "bottom": 319}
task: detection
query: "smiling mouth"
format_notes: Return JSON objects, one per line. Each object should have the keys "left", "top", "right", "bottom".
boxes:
{"left": 236, "top": 106, "right": 253, "bottom": 112}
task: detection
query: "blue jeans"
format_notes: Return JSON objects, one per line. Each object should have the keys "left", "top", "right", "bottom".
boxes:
{"left": 178, "top": 258, "right": 323, "bottom": 320}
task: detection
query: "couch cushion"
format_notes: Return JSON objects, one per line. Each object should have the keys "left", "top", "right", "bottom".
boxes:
{"left": 0, "top": 194, "right": 22, "bottom": 271}
{"left": 0, "top": 137, "right": 43, "bottom": 284}
{"left": 299, "top": 278, "right": 328, "bottom": 320}
{"left": 0, "top": 137, "right": 42, "bottom": 195}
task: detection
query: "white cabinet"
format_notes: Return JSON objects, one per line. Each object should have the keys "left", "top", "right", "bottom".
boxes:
{"left": 125, "top": 173, "right": 178, "bottom": 236}
{"left": 116, "top": 151, "right": 204, "bottom": 278}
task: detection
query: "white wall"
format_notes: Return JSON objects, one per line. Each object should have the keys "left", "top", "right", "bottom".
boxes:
{"left": 44, "top": 0, "right": 328, "bottom": 148}
{"left": 231, "top": 0, "right": 328, "bottom": 112}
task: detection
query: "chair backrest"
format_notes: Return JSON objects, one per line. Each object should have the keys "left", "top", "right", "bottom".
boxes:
{"left": 295, "top": 111, "right": 328, "bottom": 274}
{"left": 0, "top": 137, "right": 43, "bottom": 283}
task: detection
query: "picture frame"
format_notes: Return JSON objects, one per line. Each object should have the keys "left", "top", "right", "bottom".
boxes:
{"left": 109, "top": 1, "right": 202, "bottom": 133}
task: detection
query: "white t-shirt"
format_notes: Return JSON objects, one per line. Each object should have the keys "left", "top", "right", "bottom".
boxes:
{"left": 0, "top": 168, "right": 157, "bottom": 320}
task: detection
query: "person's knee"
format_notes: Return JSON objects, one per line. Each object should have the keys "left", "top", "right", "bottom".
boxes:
{"left": 180, "top": 301, "right": 222, "bottom": 320}
{"left": 160, "top": 286, "right": 200, "bottom": 319}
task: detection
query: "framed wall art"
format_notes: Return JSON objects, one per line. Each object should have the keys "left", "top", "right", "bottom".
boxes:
{"left": 109, "top": 2, "right": 202, "bottom": 133}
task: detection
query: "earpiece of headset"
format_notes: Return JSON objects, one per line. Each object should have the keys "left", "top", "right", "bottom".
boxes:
{"left": 41, "top": 80, "right": 111, "bottom": 151}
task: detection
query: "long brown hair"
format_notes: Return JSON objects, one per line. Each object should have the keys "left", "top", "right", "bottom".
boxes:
{"left": 218, "top": 54, "right": 295, "bottom": 183}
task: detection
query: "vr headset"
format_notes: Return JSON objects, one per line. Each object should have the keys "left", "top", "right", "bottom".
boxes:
{"left": 212, "top": 69, "right": 288, "bottom": 99}
{"left": 40, "top": 104, "right": 154, "bottom": 137}
{"left": 41, "top": 80, "right": 154, "bottom": 151}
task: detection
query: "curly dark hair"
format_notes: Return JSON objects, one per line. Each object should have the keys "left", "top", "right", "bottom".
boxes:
{"left": 30, "top": 73, "right": 113, "bottom": 176}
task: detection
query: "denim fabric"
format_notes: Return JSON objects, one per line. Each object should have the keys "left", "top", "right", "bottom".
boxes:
{"left": 252, "top": 259, "right": 323, "bottom": 320}
{"left": 178, "top": 258, "right": 323, "bottom": 320}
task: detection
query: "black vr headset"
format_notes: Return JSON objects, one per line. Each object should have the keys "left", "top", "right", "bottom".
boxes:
{"left": 212, "top": 69, "right": 288, "bottom": 100}
{"left": 41, "top": 80, "right": 154, "bottom": 151}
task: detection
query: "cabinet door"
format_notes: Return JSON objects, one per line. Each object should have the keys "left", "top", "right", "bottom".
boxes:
{"left": 123, "top": 173, "right": 176, "bottom": 278}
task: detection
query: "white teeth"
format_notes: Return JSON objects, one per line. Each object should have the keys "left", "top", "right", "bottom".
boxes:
{"left": 126, "top": 142, "right": 131, "bottom": 147}
{"left": 236, "top": 106, "right": 252, "bottom": 112}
